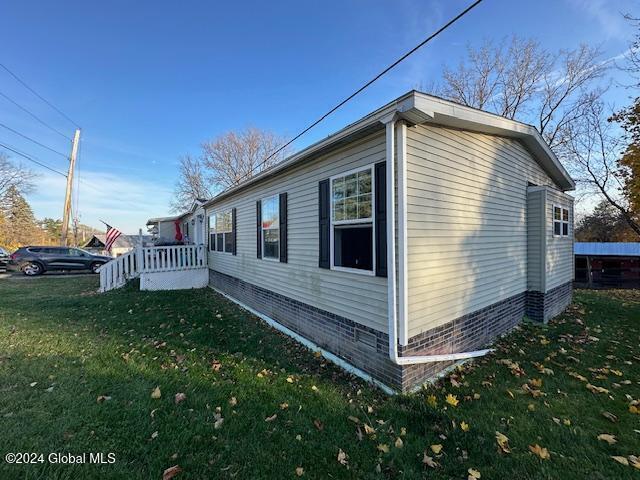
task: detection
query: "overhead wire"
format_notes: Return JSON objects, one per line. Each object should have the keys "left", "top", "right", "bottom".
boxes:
{"left": 0, "top": 63, "right": 81, "bottom": 129}
{"left": 0, "top": 122, "right": 68, "bottom": 158}
{"left": 232, "top": 0, "right": 484, "bottom": 187}
{"left": 0, "top": 90, "right": 72, "bottom": 141}
{"left": 0, "top": 141, "right": 67, "bottom": 177}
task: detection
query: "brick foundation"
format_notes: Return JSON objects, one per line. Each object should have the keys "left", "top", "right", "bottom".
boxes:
{"left": 525, "top": 281, "right": 573, "bottom": 323}
{"left": 209, "top": 270, "right": 571, "bottom": 392}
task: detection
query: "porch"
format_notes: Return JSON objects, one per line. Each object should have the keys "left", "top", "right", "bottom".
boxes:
{"left": 98, "top": 244, "right": 207, "bottom": 292}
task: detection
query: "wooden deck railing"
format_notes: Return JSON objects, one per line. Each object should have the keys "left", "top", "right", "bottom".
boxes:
{"left": 99, "top": 244, "right": 206, "bottom": 292}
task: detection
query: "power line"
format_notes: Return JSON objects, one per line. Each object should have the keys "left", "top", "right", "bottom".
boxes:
{"left": 0, "top": 122, "right": 68, "bottom": 159}
{"left": 0, "top": 63, "right": 81, "bottom": 129}
{"left": 233, "top": 0, "right": 484, "bottom": 187}
{"left": 0, "top": 90, "right": 72, "bottom": 141}
{"left": 0, "top": 141, "right": 68, "bottom": 177}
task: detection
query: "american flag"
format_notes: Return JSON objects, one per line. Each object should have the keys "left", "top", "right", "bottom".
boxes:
{"left": 104, "top": 223, "right": 122, "bottom": 253}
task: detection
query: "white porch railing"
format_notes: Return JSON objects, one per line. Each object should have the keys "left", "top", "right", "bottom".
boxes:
{"left": 99, "top": 244, "right": 206, "bottom": 292}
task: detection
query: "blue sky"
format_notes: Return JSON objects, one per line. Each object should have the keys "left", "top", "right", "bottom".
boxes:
{"left": 1, "top": 0, "right": 637, "bottom": 233}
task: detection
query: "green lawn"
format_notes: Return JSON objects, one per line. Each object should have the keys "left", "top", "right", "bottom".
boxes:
{"left": 1, "top": 276, "right": 639, "bottom": 479}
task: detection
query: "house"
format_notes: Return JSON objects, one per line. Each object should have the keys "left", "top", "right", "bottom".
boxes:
{"left": 200, "top": 91, "right": 575, "bottom": 392}
{"left": 146, "top": 199, "right": 207, "bottom": 245}
{"left": 105, "top": 91, "right": 575, "bottom": 392}
{"left": 83, "top": 234, "right": 154, "bottom": 257}
{"left": 575, "top": 242, "right": 640, "bottom": 289}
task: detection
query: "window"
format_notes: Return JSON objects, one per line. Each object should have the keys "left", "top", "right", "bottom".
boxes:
{"left": 331, "top": 166, "right": 374, "bottom": 273}
{"left": 261, "top": 195, "right": 280, "bottom": 260}
{"left": 210, "top": 210, "right": 233, "bottom": 253}
{"left": 208, "top": 214, "right": 216, "bottom": 251}
{"left": 553, "top": 205, "right": 570, "bottom": 237}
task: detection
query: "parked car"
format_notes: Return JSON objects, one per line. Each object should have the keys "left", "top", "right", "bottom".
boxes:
{"left": 8, "top": 246, "right": 112, "bottom": 276}
{"left": 0, "top": 247, "right": 9, "bottom": 271}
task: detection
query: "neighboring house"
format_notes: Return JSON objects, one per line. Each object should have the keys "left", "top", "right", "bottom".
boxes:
{"left": 147, "top": 199, "right": 207, "bottom": 245}
{"left": 575, "top": 242, "right": 640, "bottom": 289}
{"left": 83, "top": 234, "right": 154, "bottom": 257}
{"left": 195, "top": 91, "right": 575, "bottom": 392}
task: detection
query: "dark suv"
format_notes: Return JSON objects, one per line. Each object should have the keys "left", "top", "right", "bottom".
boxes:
{"left": 8, "top": 246, "right": 112, "bottom": 276}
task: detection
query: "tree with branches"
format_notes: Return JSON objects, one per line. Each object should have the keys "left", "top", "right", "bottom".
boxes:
{"left": 171, "top": 128, "right": 288, "bottom": 212}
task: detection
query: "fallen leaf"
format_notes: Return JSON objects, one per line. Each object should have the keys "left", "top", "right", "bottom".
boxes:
{"left": 337, "top": 449, "right": 348, "bottom": 465}
{"left": 162, "top": 465, "right": 182, "bottom": 480}
{"left": 586, "top": 383, "right": 609, "bottom": 394}
{"left": 377, "top": 444, "right": 389, "bottom": 453}
{"left": 287, "top": 376, "right": 294, "bottom": 383}
{"left": 431, "top": 444, "right": 443, "bottom": 455}
{"left": 151, "top": 387, "right": 162, "bottom": 399}
{"left": 629, "top": 455, "right": 640, "bottom": 469}
{"left": 495, "top": 432, "right": 511, "bottom": 454}
{"left": 460, "top": 421, "right": 470, "bottom": 432}
{"left": 602, "top": 411, "right": 618, "bottom": 423}
{"left": 229, "top": 396, "right": 237, "bottom": 407}
{"left": 295, "top": 466, "right": 304, "bottom": 476}
{"left": 612, "top": 456, "right": 629, "bottom": 466}
{"left": 422, "top": 453, "right": 438, "bottom": 468}
{"left": 96, "top": 395, "right": 112, "bottom": 403}
{"left": 468, "top": 468, "right": 481, "bottom": 479}
{"left": 529, "top": 444, "right": 550, "bottom": 460}
{"left": 426, "top": 395, "right": 437, "bottom": 408}
{"left": 394, "top": 437, "right": 403, "bottom": 448}
{"left": 313, "top": 419, "right": 324, "bottom": 431}
{"left": 347, "top": 416, "right": 360, "bottom": 424}
{"left": 445, "top": 394, "right": 459, "bottom": 407}
{"left": 213, "top": 413, "right": 224, "bottom": 430}
{"left": 280, "top": 402, "right": 289, "bottom": 410}
{"left": 363, "top": 424, "right": 375, "bottom": 435}
{"left": 211, "top": 360, "right": 222, "bottom": 372}
{"left": 597, "top": 433, "right": 617, "bottom": 445}
{"left": 174, "top": 393, "right": 186, "bottom": 405}
{"left": 151, "top": 431, "right": 158, "bottom": 440}
{"left": 265, "top": 414, "right": 277, "bottom": 422}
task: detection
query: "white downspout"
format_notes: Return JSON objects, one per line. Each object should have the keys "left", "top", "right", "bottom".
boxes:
{"left": 384, "top": 117, "right": 491, "bottom": 365}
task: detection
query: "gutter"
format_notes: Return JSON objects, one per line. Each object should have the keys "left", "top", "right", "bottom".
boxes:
{"left": 383, "top": 116, "right": 492, "bottom": 366}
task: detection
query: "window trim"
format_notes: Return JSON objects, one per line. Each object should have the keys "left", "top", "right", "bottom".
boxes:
{"left": 208, "top": 213, "right": 217, "bottom": 251}
{"left": 210, "top": 209, "right": 234, "bottom": 254}
{"left": 553, "top": 204, "right": 570, "bottom": 238}
{"left": 329, "top": 164, "right": 376, "bottom": 276}
{"left": 261, "top": 194, "right": 280, "bottom": 262}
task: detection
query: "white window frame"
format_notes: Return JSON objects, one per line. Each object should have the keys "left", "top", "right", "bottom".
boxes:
{"left": 211, "top": 209, "right": 233, "bottom": 254}
{"left": 261, "top": 194, "right": 280, "bottom": 262}
{"left": 553, "top": 205, "right": 570, "bottom": 238}
{"left": 208, "top": 213, "right": 217, "bottom": 251}
{"left": 329, "top": 164, "right": 376, "bottom": 276}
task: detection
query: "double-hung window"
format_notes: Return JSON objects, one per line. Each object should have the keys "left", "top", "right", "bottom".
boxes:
{"left": 210, "top": 210, "right": 233, "bottom": 252}
{"left": 553, "top": 206, "right": 570, "bottom": 237}
{"left": 261, "top": 195, "right": 280, "bottom": 260}
{"left": 330, "top": 166, "right": 374, "bottom": 273}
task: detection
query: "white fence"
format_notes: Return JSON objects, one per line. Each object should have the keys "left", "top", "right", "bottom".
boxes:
{"left": 99, "top": 244, "right": 206, "bottom": 292}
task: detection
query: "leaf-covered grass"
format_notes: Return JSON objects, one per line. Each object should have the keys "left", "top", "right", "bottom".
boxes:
{"left": 0, "top": 276, "right": 639, "bottom": 479}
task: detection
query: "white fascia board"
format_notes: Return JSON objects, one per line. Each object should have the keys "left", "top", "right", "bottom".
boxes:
{"left": 412, "top": 93, "right": 575, "bottom": 192}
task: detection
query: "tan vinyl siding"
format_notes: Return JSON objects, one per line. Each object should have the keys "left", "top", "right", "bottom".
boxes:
{"left": 545, "top": 189, "right": 574, "bottom": 291}
{"left": 206, "top": 132, "right": 388, "bottom": 333}
{"left": 405, "top": 124, "right": 558, "bottom": 338}
{"left": 527, "top": 188, "right": 545, "bottom": 292}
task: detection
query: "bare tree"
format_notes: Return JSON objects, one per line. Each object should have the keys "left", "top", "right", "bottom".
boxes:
{"left": 201, "top": 127, "right": 289, "bottom": 189}
{"left": 440, "top": 36, "right": 607, "bottom": 150}
{"left": 0, "top": 152, "right": 34, "bottom": 205}
{"left": 170, "top": 155, "right": 213, "bottom": 213}
{"left": 171, "top": 128, "right": 289, "bottom": 213}
{"left": 560, "top": 98, "right": 640, "bottom": 237}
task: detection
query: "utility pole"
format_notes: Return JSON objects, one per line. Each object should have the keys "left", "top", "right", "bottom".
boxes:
{"left": 60, "top": 129, "right": 81, "bottom": 246}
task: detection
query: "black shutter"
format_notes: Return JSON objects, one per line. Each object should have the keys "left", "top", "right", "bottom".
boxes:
{"left": 375, "top": 161, "right": 387, "bottom": 277}
{"left": 231, "top": 207, "right": 237, "bottom": 256}
{"left": 318, "top": 179, "right": 330, "bottom": 269}
{"left": 256, "top": 200, "right": 262, "bottom": 258}
{"left": 279, "top": 192, "right": 288, "bottom": 263}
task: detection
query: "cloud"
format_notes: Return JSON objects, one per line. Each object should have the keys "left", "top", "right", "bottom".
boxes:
{"left": 27, "top": 169, "right": 174, "bottom": 233}
{"left": 565, "top": 0, "right": 635, "bottom": 40}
